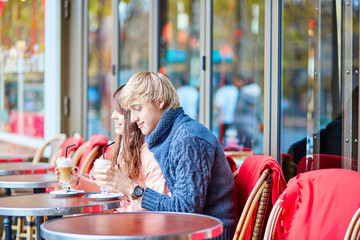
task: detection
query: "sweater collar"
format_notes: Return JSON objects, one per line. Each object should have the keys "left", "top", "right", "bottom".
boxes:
{"left": 145, "top": 107, "right": 183, "bottom": 148}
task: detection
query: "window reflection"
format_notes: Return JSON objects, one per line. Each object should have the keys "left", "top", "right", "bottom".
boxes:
{"left": 0, "top": 0, "right": 45, "bottom": 139}
{"left": 118, "top": 0, "right": 149, "bottom": 84}
{"left": 282, "top": 1, "right": 349, "bottom": 179}
{"left": 212, "top": 0, "right": 264, "bottom": 154}
{"left": 159, "top": 0, "right": 200, "bottom": 121}
{"left": 87, "top": 1, "right": 113, "bottom": 138}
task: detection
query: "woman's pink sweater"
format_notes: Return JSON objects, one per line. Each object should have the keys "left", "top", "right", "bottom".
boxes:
{"left": 76, "top": 144, "right": 171, "bottom": 212}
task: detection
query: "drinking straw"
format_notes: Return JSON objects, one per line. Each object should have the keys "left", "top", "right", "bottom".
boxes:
{"left": 103, "top": 142, "right": 115, "bottom": 159}
{"left": 65, "top": 144, "right": 76, "bottom": 158}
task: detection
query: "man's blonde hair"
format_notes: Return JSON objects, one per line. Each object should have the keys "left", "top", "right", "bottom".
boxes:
{"left": 120, "top": 72, "right": 180, "bottom": 110}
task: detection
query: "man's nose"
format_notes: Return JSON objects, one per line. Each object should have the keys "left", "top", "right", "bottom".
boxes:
{"left": 130, "top": 111, "right": 138, "bottom": 123}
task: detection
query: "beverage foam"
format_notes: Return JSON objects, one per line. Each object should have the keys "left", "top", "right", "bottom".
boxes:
{"left": 94, "top": 159, "right": 111, "bottom": 166}
{"left": 56, "top": 157, "right": 72, "bottom": 167}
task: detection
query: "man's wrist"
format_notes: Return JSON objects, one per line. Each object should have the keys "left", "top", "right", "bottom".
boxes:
{"left": 131, "top": 185, "right": 145, "bottom": 200}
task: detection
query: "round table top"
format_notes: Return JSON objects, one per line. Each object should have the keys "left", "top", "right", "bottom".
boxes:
{"left": 0, "top": 193, "right": 122, "bottom": 216}
{"left": 0, "top": 162, "right": 53, "bottom": 176}
{"left": 0, "top": 154, "right": 30, "bottom": 161}
{"left": 0, "top": 173, "right": 58, "bottom": 189}
{"left": 41, "top": 212, "right": 223, "bottom": 240}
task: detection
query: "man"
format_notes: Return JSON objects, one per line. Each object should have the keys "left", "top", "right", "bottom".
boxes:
{"left": 214, "top": 74, "right": 246, "bottom": 144}
{"left": 117, "top": 72, "right": 237, "bottom": 239}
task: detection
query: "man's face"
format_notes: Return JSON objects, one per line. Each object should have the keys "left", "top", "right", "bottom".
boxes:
{"left": 129, "top": 99, "right": 165, "bottom": 135}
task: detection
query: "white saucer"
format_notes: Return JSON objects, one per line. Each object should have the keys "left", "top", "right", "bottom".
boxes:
{"left": 49, "top": 189, "right": 84, "bottom": 197}
{"left": 88, "top": 193, "right": 123, "bottom": 201}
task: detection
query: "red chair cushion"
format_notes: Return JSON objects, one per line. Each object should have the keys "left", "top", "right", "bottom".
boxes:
{"left": 235, "top": 155, "right": 286, "bottom": 239}
{"left": 78, "top": 135, "right": 108, "bottom": 173}
{"left": 279, "top": 169, "right": 360, "bottom": 239}
{"left": 10, "top": 158, "right": 24, "bottom": 162}
{"left": 60, "top": 136, "right": 85, "bottom": 158}
{"left": 225, "top": 155, "right": 237, "bottom": 173}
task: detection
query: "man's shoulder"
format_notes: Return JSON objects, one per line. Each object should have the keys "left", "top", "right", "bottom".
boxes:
{"left": 172, "top": 118, "right": 218, "bottom": 145}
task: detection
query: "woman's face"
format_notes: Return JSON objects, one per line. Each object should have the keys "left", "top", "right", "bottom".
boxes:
{"left": 111, "top": 110, "right": 125, "bottom": 136}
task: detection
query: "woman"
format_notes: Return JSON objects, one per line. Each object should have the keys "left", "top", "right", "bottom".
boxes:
{"left": 57, "top": 85, "right": 171, "bottom": 212}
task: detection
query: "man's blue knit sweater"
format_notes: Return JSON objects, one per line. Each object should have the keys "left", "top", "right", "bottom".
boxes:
{"left": 141, "top": 107, "right": 237, "bottom": 239}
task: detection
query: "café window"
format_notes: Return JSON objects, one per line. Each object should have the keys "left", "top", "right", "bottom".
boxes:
{"left": 86, "top": 1, "right": 113, "bottom": 138}
{"left": 212, "top": 0, "right": 265, "bottom": 154}
{"left": 158, "top": 0, "right": 201, "bottom": 121}
{"left": 118, "top": 0, "right": 149, "bottom": 84}
{"left": 0, "top": 0, "right": 46, "bottom": 139}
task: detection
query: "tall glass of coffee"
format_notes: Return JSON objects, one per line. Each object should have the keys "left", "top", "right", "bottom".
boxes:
{"left": 56, "top": 157, "right": 79, "bottom": 190}
{"left": 90, "top": 159, "right": 111, "bottom": 195}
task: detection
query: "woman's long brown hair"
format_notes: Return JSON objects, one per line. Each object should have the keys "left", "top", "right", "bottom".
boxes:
{"left": 110, "top": 85, "right": 144, "bottom": 180}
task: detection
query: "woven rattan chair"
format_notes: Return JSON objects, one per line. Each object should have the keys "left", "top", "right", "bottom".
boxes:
{"left": 48, "top": 136, "right": 85, "bottom": 166}
{"left": 264, "top": 169, "right": 360, "bottom": 240}
{"left": 263, "top": 197, "right": 282, "bottom": 239}
{"left": 233, "top": 168, "right": 272, "bottom": 240}
{"left": 32, "top": 133, "right": 67, "bottom": 165}
{"left": 344, "top": 208, "right": 360, "bottom": 240}
{"left": 79, "top": 145, "right": 100, "bottom": 174}
{"left": 71, "top": 142, "right": 90, "bottom": 167}
{"left": 75, "top": 135, "right": 108, "bottom": 174}
{"left": 232, "top": 155, "right": 286, "bottom": 240}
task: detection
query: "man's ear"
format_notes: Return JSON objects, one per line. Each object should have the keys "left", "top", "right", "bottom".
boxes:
{"left": 159, "top": 100, "right": 165, "bottom": 109}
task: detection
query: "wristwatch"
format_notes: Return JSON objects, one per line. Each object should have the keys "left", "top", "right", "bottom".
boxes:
{"left": 132, "top": 185, "right": 144, "bottom": 199}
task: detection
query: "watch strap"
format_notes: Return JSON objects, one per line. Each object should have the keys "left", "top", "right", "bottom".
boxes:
{"left": 131, "top": 185, "right": 144, "bottom": 200}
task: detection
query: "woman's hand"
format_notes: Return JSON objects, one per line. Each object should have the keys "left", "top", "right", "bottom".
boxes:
{"left": 54, "top": 167, "right": 80, "bottom": 189}
{"left": 94, "top": 166, "right": 137, "bottom": 196}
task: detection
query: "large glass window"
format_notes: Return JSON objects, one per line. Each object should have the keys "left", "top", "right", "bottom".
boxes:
{"left": 87, "top": 1, "right": 113, "bottom": 138}
{"left": 212, "top": 0, "right": 265, "bottom": 154}
{"left": 281, "top": 1, "right": 351, "bottom": 179}
{"left": 0, "top": 0, "right": 45, "bottom": 139}
{"left": 118, "top": 0, "right": 149, "bottom": 84}
{"left": 158, "top": 0, "right": 200, "bottom": 121}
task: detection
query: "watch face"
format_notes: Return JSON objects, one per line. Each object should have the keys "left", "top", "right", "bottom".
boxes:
{"left": 134, "top": 185, "right": 144, "bottom": 197}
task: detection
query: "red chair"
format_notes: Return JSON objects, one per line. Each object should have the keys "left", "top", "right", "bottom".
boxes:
{"left": 297, "top": 154, "right": 357, "bottom": 174}
{"left": 32, "top": 134, "right": 67, "bottom": 163}
{"left": 10, "top": 158, "right": 24, "bottom": 162}
{"left": 264, "top": 169, "right": 360, "bottom": 240}
{"left": 0, "top": 158, "right": 24, "bottom": 163}
{"left": 78, "top": 135, "right": 108, "bottom": 174}
{"left": 226, "top": 155, "right": 237, "bottom": 174}
{"left": 59, "top": 136, "right": 85, "bottom": 158}
{"left": 233, "top": 155, "right": 286, "bottom": 240}
{"left": 103, "top": 144, "right": 113, "bottom": 160}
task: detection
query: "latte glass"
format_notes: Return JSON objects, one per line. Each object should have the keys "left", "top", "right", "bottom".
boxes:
{"left": 56, "top": 157, "right": 79, "bottom": 190}
{"left": 89, "top": 159, "right": 112, "bottom": 195}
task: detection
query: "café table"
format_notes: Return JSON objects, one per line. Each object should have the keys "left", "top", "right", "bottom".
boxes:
{"left": 0, "top": 162, "right": 53, "bottom": 176}
{"left": 0, "top": 192, "right": 123, "bottom": 240}
{"left": 0, "top": 173, "right": 59, "bottom": 240}
{"left": 0, "top": 154, "right": 30, "bottom": 162}
{"left": 0, "top": 173, "right": 58, "bottom": 195}
{"left": 41, "top": 212, "right": 223, "bottom": 240}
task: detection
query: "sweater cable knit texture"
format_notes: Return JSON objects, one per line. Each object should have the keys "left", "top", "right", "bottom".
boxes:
{"left": 142, "top": 107, "right": 237, "bottom": 240}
